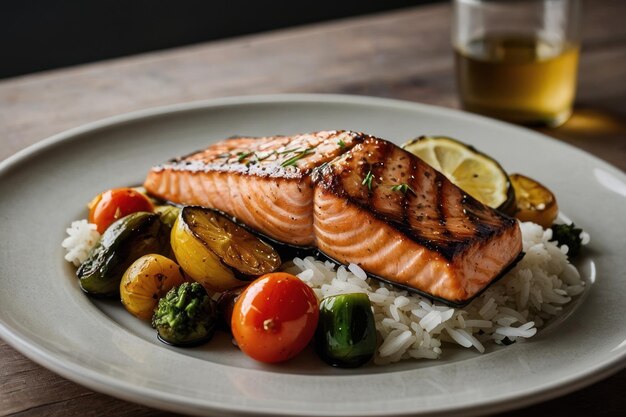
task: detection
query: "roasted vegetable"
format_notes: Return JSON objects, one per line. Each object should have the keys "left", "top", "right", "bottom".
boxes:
{"left": 171, "top": 206, "right": 281, "bottom": 291}
{"left": 231, "top": 273, "right": 319, "bottom": 363}
{"left": 120, "top": 254, "right": 187, "bottom": 319}
{"left": 216, "top": 285, "right": 247, "bottom": 331}
{"left": 316, "top": 293, "right": 377, "bottom": 368}
{"left": 155, "top": 205, "right": 180, "bottom": 230}
{"left": 152, "top": 282, "right": 217, "bottom": 346}
{"left": 77, "top": 212, "right": 169, "bottom": 296}
{"left": 509, "top": 173, "right": 559, "bottom": 228}
{"left": 88, "top": 188, "right": 154, "bottom": 233}
{"left": 550, "top": 223, "right": 585, "bottom": 258}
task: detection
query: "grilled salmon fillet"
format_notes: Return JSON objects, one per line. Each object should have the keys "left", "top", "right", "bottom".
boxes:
{"left": 144, "top": 131, "right": 362, "bottom": 246}
{"left": 145, "top": 130, "right": 523, "bottom": 305}
{"left": 311, "top": 136, "right": 522, "bottom": 304}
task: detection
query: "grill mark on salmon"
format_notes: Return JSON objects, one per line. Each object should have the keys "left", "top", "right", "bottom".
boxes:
{"left": 145, "top": 130, "right": 523, "bottom": 305}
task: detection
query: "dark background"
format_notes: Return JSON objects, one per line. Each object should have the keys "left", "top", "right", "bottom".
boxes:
{"left": 1, "top": 0, "right": 438, "bottom": 79}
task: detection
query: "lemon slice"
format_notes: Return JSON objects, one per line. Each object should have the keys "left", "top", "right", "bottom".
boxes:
{"left": 509, "top": 173, "right": 558, "bottom": 228}
{"left": 402, "top": 136, "right": 515, "bottom": 213}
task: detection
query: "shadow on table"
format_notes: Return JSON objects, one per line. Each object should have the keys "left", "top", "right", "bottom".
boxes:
{"left": 554, "top": 107, "right": 626, "bottom": 137}
{"left": 537, "top": 106, "right": 626, "bottom": 170}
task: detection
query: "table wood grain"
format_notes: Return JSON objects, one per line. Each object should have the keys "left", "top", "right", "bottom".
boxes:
{"left": 1, "top": 1, "right": 624, "bottom": 415}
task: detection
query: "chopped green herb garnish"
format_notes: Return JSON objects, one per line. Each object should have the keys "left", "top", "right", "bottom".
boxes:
{"left": 390, "top": 183, "right": 416, "bottom": 195}
{"left": 255, "top": 150, "right": 276, "bottom": 161}
{"left": 237, "top": 151, "right": 253, "bottom": 162}
{"left": 362, "top": 170, "right": 374, "bottom": 191}
{"left": 337, "top": 139, "right": 346, "bottom": 148}
{"left": 280, "top": 147, "right": 315, "bottom": 167}
{"left": 278, "top": 147, "right": 301, "bottom": 154}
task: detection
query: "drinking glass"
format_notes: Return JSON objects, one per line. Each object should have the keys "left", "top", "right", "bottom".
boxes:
{"left": 452, "top": 0, "right": 582, "bottom": 127}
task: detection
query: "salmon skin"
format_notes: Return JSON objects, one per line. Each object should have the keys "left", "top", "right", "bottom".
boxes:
{"left": 144, "top": 130, "right": 523, "bottom": 305}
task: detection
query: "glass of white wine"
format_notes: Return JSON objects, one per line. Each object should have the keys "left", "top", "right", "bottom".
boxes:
{"left": 452, "top": 0, "right": 582, "bottom": 127}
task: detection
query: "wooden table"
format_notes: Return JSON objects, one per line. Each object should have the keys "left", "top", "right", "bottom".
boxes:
{"left": 1, "top": 1, "right": 624, "bottom": 415}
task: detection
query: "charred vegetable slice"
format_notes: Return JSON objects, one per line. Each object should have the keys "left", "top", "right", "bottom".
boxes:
{"left": 120, "top": 254, "right": 187, "bottom": 320}
{"left": 509, "top": 173, "right": 559, "bottom": 228}
{"left": 152, "top": 282, "right": 217, "bottom": 347}
{"left": 77, "top": 212, "right": 169, "bottom": 296}
{"left": 171, "top": 206, "right": 281, "bottom": 291}
{"left": 316, "top": 293, "right": 377, "bottom": 368}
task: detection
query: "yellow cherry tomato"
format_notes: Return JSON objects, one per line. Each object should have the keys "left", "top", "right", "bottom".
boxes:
{"left": 120, "top": 254, "right": 187, "bottom": 320}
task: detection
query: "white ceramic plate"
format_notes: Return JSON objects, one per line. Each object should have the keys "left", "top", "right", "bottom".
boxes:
{"left": 1, "top": 94, "right": 625, "bottom": 416}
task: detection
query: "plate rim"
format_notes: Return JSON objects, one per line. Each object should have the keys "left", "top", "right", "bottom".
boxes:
{"left": 1, "top": 93, "right": 625, "bottom": 416}
{"left": 2, "top": 93, "right": 624, "bottom": 179}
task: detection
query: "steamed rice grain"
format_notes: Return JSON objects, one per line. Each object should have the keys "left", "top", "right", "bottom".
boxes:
{"left": 62, "top": 220, "right": 100, "bottom": 266}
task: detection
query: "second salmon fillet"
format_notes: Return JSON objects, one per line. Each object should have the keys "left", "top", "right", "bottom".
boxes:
{"left": 144, "top": 130, "right": 523, "bottom": 305}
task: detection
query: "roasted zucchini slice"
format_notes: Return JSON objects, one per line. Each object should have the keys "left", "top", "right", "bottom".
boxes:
{"left": 171, "top": 206, "right": 281, "bottom": 291}
{"left": 77, "top": 211, "right": 170, "bottom": 296}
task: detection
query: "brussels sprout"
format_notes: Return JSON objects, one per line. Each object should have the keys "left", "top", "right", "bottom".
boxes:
{"left": 316, "top": 293, "right": 377, "bottom": 368}
{"left": 77, "top": 212, "right": 169, "bottom": 296}
{"left": 152, "top": 282, "right": 218, "bottom": 347}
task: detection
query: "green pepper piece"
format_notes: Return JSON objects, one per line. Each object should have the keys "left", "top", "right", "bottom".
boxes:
{"left": 316, "top": 293, "right": 377, "bottom": 368}
{"left": 77, "top": 211, "right": 169, "bottom": 296}
{"left": 155, "top": 205, "right": 180, "bottom": 230}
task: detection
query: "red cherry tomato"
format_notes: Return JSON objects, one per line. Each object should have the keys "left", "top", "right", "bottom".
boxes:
{"left": 231, "top": 272, "right": 319, "bottom": 363}
{"left": 88, "top": 188, "right": 154, "bottom": 233}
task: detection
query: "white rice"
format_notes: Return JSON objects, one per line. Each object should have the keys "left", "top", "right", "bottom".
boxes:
{"left": 283, "top": 221, "right": 587, "bottom": 364}
{"left": 62, "top": 220, "right": 100, "bottom": 266}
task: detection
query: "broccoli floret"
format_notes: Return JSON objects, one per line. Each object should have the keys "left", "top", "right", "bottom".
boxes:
{"left": 550, "top": 223, "right": 584, "bottom": 258}
{"left": 152, "top": 282, "right": 217, "bottom": 347}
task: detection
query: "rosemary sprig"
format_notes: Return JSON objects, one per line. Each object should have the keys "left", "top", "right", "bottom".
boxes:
{"left": 280, "top": 147, "right": 315, "bottom": 167}
{"left": 390, "top": 183, "right": 416, "bottom": 195}
{"left": 362, "top": 170, "right": 374, "bottom": 191}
